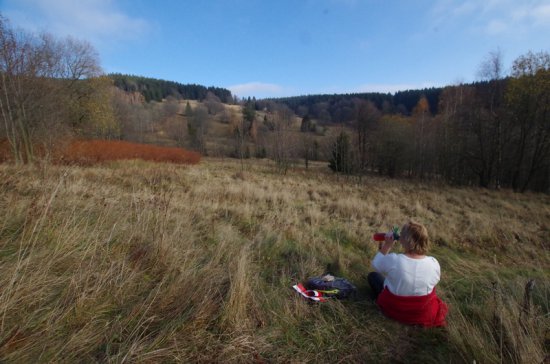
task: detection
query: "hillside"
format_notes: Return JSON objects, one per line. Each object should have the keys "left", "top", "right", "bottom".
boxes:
{"left": 0, "top": 159, "right": 548, "bottom": 362}
{"left": 123, "top": 97, "right": 346, "bottom": 162}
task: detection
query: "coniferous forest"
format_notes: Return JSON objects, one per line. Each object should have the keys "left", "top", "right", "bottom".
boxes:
{"left": 110, "top": 73, "right": 234, "bottom": 103}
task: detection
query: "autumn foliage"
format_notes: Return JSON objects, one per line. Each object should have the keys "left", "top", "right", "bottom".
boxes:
{"left": 57, "top": 140, "right": 201, "bottom": 165}
{"left": 1, "top": 139, "right": 199, "bottom": 165}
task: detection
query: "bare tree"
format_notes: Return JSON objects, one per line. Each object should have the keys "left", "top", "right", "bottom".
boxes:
{"left": 411, "top": 96, "right": 431, "bottom": 178}
{"left": 77, "top": 76, "right": 119, "bottom": 140}
{"left": 188, "top": 105, "right": 209, "bottom": 154}
{"left": 370, "top": 115, "right": 411, "bottom": 177}
{"left": 437, "top": 84, "right": 473, "bottom": 183}
{"left": 0, "top": 16, "right": 101, "bottom": 163}
{"left": 506, "top": 51, "right": 550, "bottom": 191}
{"left": 204, "top": 91, "right": 224, "bottom": 115}
{"left": 162, "top": 96, "right": 180, "bottom": 119}
{"left": 354, "top": 99, "right": 380, "bottom": 172}
{"left": 300, "top": 131, "right": 314, "bottom": 169}
{"left": 271, "top": 104, "right": 295, "bottom": 174}
{"left": 231, "top": 109, "right": 246, "bottom": 168}
{"left": 477, "top": 49, "right": 505, "bottom": 188}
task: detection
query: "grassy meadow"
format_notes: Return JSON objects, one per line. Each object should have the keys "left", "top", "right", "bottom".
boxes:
{"left": 0, "top": 158, "right": 548, "bottom": 363}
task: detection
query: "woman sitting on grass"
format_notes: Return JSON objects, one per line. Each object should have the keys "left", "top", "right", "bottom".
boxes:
{"left": 367, "top": 221, "right": 448, "bottom": 327}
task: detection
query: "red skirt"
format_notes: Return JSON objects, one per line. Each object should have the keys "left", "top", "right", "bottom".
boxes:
{"left": 376, "top": 287, "right": 448, "bottom": 327}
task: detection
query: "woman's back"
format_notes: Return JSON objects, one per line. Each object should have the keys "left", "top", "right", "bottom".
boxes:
{"left": 374, "top": 253, "right": 440, "bottom": 296}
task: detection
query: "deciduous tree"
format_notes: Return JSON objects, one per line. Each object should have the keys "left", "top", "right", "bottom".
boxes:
{"left": 329, "top": 130, "right": 354, "bottom": 174}
{"left": 0, "top": 15, "right": 101, "bottom": 163}
{"left": 354, "top": 99, "right": 380, "bottom": 172}
{"left": 506, "top": 51, "right": 550, "bottom": 191}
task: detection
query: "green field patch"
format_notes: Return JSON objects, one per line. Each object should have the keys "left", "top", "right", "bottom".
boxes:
{"left": 321, "top": 227, "right": 354, "bottom": 248}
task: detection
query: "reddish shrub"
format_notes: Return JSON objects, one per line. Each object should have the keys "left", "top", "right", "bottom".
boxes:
{"left": 58, "top": 140, "right": 201, "bottom": 165}
{"left": 0, "top": 139, "right": 11, "bottom": 163}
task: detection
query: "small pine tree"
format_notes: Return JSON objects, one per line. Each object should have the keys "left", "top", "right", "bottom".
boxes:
{"left": 300, "top": 115, "right": 312, "bottom": 132}
{"left": 185, "top": 101, "right": 193, "bottom": 116}
{"left": 329, "top": 131, "right": 354, "bottom": 174}
{"left": 255, "top": 146, "right": 267, "bottom": 159}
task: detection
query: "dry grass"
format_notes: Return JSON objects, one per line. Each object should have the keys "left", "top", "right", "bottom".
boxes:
{"left": 0, "top": 158, "right": 548, "bottom": 363}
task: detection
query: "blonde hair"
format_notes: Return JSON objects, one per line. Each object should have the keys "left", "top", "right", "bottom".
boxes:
{"left": 401, "top": 221, "right": 430, "bottom": 255}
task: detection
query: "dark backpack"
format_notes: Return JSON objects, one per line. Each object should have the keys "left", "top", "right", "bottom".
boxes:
{"left": 304, "top": 275, "right": 357, "bottom": 299}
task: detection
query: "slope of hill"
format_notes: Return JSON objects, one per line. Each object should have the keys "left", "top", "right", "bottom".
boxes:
{"left": 0, "top": 159, "right": 547, "bottom": 362}
{"left": 110, "top": 74, "right": 234, "bottom": 103}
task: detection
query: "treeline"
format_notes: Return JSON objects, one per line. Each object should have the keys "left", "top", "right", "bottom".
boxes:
{"left": 325, "top": 51, "right": 550, "bottom": 192}
{"left": 263, "top": 87, "right": 442, "bottom": 124}
{"left": 110, "top": 73, "right": 233, "bottom": 103}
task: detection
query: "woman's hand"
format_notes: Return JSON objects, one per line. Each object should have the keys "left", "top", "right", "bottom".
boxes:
{"left": 379, "top": 231, "right": 395, "bottom": 255}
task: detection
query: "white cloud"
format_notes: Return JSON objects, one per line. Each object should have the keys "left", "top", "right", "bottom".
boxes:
{"left": 511, "top": 7, "right": 530, "bottom": 21}
{"left": 508, "top": 3, "right": 550, "bottom": 28}
{"left": 533, "top": 4, "right": 550, "bottom": 24}
{"left": 328, "top": 0, "right": 358, "bottom": 7}
{"left": 486, "top": 19, "right": 508, "bottom": 35}
{"left": 429, "top": 0, "right": 550, "bottom": 36}
{"left": 3, "top": 0, "right": 150, "bottom": 45}
{"left": 452, "top": 1, "right": 477, "bottom": 16}
{"left": 228, "top": 82, "right": 285, "bottom": 98}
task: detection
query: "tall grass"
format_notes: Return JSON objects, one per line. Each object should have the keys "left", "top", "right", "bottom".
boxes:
{"left": 0, "top": 159, "right": 548, "bottom": 362}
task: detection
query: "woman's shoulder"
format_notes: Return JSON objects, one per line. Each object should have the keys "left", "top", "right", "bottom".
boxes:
{"left": 426, "top": 255, "right": 441, "bottom": 268}
{"left": 427, "top": 255, "right": 439, "bottom": 262}
{"left": 399, "top": 254, "right": 440, "bottom": 265}
{"left": 373, "top": 252, "right": 399, "bottom": 264}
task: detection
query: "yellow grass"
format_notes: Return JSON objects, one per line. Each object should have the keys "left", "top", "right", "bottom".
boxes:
{"left": 0, "top": 158, "right": 548, "bottom": 362}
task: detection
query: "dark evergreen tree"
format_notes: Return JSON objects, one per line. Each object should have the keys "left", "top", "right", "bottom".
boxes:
{"left": 329, "top": 131, "right": 354, "bottom": 174}
{"left": 300, "top": 115, "right": 312, "bottom": 132}
{"left": 185, "top": 101, "right": 193, "bottom": 116}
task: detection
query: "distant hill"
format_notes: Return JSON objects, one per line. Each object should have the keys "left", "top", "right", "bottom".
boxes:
{"left": 259, "top": 87, "right": 443, "bottom": 124}
{"left": 259, "top": 79, "right": 511, "bottom": 125}
{"left": 107, "top": 73, "right": 454, "bottom": 122}
{"left": 109, "top": 74, "right": 503, "bottom": 126}
{"left": 109, "top": 73, "right": 234, "bottom": 104}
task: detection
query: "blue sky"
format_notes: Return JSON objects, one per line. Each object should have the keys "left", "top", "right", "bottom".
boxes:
{"left": 2, "top": 0, "right": 549, "bottom": 98}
